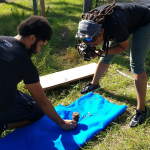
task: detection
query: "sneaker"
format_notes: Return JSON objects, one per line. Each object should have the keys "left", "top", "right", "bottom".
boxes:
{"left": 129, "top": 107, "right": 148, "bottom": 127}
{"left": 80, "top": 83, "right": 101, "bottom": 94}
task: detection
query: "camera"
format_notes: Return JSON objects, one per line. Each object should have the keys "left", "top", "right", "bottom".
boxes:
{"left": 75, "top": 43, "right": 97, "bottom": 61}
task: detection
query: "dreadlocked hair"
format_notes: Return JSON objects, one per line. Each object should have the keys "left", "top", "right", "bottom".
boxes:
{"left": 81, "top": 0, "right": 123, "bottom": 55}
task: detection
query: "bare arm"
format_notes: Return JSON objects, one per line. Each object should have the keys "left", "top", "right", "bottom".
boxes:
{"left": 105, "top": 38, "right": 129, "bottom": 54}
{"left": 25, "top": 82, "right": 77, "bottom": 130}
{"left": 94, "top": 38, "right": 130, "bottom": 57}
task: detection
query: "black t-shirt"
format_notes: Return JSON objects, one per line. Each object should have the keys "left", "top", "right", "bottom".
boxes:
{"left": 0, "top": 36, "right": 39, "bottom": 112}
{"left": 95, "top": 3, "right": 150, "bottom": 43}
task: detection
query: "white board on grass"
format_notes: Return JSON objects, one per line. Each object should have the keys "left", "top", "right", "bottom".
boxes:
{"left": 40, "top": 63, "right": 97, "bottom": 90}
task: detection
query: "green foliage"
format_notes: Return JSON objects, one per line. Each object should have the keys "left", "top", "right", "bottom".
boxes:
{"left": 11, "top": 7, "right": 25, "bottom": 22}
{"left": 0, "top": 5, "right": 31, "bottom": 36}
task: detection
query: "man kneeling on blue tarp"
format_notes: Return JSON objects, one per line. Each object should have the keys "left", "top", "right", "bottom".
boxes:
{"left": 0, "top": 16, "right": 77, "bottom": 135}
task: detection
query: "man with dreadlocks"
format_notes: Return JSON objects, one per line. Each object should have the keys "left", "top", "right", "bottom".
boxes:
{"left": 75, "top": 2, "right": 150, "bottom": 127}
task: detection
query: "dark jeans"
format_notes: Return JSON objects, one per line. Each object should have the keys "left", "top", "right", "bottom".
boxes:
{"left": 0, "top": 90, "right": 44, "bottom": 132}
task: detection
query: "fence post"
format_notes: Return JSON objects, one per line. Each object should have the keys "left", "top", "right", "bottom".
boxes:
{"left": 83, "top": 0, "right": 93, "bottom": 13}
{"left": 33, "top": 0, "right": 38, "bottom": 15}
{"left": 40, "top": 0, "right": 46, "bottom": 17}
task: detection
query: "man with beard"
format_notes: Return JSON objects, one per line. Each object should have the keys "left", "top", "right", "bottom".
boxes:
{"left": 0, "top": 16, "right": 77, "bottom": 135}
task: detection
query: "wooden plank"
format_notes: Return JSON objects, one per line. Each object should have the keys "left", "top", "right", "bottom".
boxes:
{"left": 40, "top": 63, "right": 97, "bottom": 90}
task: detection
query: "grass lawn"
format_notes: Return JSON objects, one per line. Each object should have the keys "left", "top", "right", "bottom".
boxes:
{"left": 1, "top": 0, "right": 150, "bottom": 149}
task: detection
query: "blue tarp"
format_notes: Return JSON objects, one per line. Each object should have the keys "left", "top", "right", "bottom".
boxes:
{"left": 0, "top": 92, "right": 127, "bottom": 150}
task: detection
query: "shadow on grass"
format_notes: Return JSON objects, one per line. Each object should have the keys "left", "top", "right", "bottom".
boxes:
{"left": 5, "top": 1, "right": 33, "bottom": 11}
{"left": 0, "top": 12, "right": 30, "bottom": 36}
{"left": 98, "top": 88, "right": 137, "bottom": 106}
{"left": 112, "top": 53, "right": 150, "bottom": 80}
{"left": 46, "top": 1, "right": 83, "bottom": 13}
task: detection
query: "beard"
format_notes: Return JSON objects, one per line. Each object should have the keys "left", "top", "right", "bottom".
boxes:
{"left": 27, "top": 39, "right": 39, "bottom": 57}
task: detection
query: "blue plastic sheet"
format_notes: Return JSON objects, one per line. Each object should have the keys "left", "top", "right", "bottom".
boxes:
{"left": 0, "top": 92, "right": 127, "bottom": 150}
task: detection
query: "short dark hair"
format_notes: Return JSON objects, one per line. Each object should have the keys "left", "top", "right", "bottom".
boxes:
{"left": 17, "top": 15, "right": 52, "bottom": 41}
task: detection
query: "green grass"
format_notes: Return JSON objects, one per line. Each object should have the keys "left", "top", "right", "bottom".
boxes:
{"left": 1, "top": 0, "right": 150, "bottom": 149}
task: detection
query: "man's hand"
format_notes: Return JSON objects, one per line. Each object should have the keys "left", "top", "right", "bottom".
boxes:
{"left": 60, "top": 120, "right": 77, "bottom": 130}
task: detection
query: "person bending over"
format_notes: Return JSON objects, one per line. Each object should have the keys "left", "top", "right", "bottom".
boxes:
{"left": 75, "top": 2, "right": 150, "bottom": 127}
{"left": 0, "top": 16, "right": 77, "bottom": 135}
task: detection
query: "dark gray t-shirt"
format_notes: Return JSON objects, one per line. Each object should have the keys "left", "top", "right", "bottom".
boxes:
{"left": 95, "top": 3, "right": 150, "bottom": 42}
{"left": 0, "top": 36, "right": 39, "bottom": 112}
